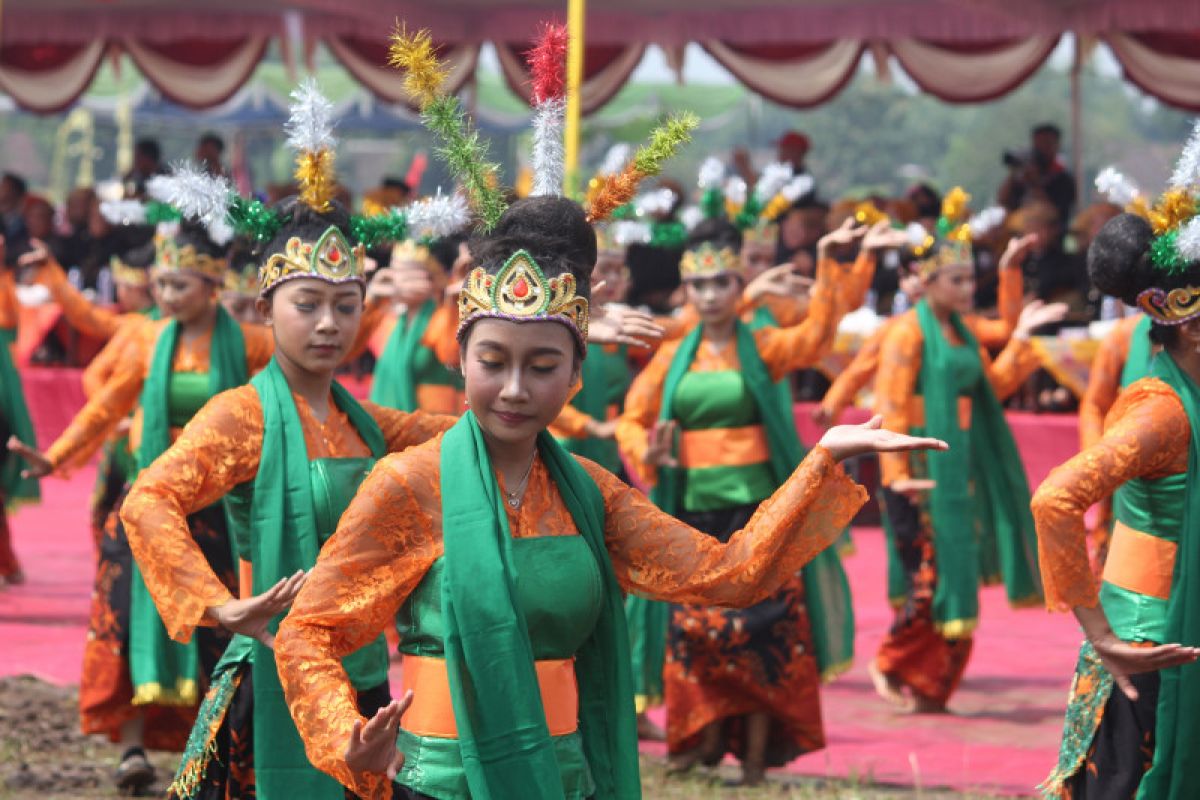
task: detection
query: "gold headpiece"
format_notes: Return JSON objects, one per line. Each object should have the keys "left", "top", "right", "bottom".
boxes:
{"left": 854, "top": 201, "right": 888, "bottom": 227}
{"left": 259, "top": 225, "right": 366, "bottom": 295}
{"left": 680, "top": 242, "right": 743, "bottom": 279}
{"left": 390, "top": 239, "right": 434, "bottom": 271}
{"left": 110, "top": 256, "right": 151, "bottom": 288}
{"left": 916, "top": 186, "right": 973, "bottom": 280}
{"left": 741, "top": 219, "right": 779, "bottom": 248}
{"left": 224, "top": 263, "right": 259, "bottom": 297}
{"left": 457, "top": 249, "right": 589, "bottom": 349}
{"left": 155, "top": 233, "right": 227, "bottom": 282}
{"left": 1137, "top": 285, "right": 1200, "bottom": 326}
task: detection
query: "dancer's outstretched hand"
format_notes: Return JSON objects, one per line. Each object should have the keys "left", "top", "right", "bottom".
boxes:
{"left": 590, "top": 304, "right": 665, "bottom": 348}
{"left": 645, "top": 420, "right": 679, "bottom": 468}
{"left": 210, "top": 570, "right": 307, "bottom": 648}
{"left": 6, "top": 436, "right": 52, "bottom": 479}
{"left": 817, "top": 415, "right": 948, "bottom": 463}
{"left": 1014, "top": 300, "right": 1069, "bottom": 340}
{"left": 745, "top": 264, "right": 813, "bottom": 303}
{"left": 345, "top": 691, "right": 414, "bottom": 780}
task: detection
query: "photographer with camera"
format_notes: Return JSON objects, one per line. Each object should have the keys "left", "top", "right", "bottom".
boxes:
{"left": 997, "top": 123, "right": 1077, "bottom": 236}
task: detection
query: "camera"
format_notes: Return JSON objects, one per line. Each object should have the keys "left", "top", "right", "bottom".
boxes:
{"left": 1002, "top": 149, "right": 1030, "bottom": 169}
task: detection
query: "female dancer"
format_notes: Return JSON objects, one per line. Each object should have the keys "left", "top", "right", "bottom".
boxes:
{"left": 1035, "top": 208, "right": 1200, "bottom": 799}
{"left": 274, "top": 195, "right": 944, "bottom": 800}
{"left": 121, "top": 196, "right": 455, "bottom": 799}
{"left": 9, "top": 220, "right": 270, "bottom": 791}
{"left": 617, "top": 217, "right": 854, "bottom": 785}
{"left": 870, "top": 190, "right": 1066, "bottom": 713}
{"left": 0, "top": 241, "right": 38, "bottom": 586}
{"left": 368, "top": 236, "right": 466, "bottom": 415}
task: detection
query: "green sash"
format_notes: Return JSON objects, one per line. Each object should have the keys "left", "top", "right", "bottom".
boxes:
{"left": 914, "top": 300, "right": 1042, "bottom": 634}
{"left": 1136, "top": 352, "right": 1200, "bottom": 800}
{"left": 656, "top": 321, "right": 854, "bottom": 677}
{"left": 128, "top": 306, "right": 247, "bottom": 706}
{"left": 1120, "top": 315, "right": 1153, "bottom": 388}
{"left": 370, "top": 300, "right": 435, "bottom": 411}
{"left": 173, "top": 359, "right": 388, "bottom": 799}
{"left": 439, "top": 412, "right": 639, "bottom": 799}
{"left": 0, "top": 328, "right": 39, "bottom": 506}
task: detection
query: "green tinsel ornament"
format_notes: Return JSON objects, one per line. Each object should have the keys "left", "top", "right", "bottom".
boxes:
{"left": 1151, "top": 230, "right": 1190, "bottom": 274}
{"left": 226, "top": 196, "right": 284, "bottom": 244}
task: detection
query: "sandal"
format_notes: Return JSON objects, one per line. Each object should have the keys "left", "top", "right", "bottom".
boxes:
{"left": 115, "top": 747, "right": 156, "bottom": 796}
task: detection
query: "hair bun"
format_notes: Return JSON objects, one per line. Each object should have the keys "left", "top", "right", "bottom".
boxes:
{"left": 471, "top": 196, "right": 596, "bottom": 300}
{"left": 1087, "top": 212, "right": 1155, "bottom": 305}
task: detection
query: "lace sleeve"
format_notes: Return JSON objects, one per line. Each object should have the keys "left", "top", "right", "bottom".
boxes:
{"left": 873, "top": 316, "right": 921, "bottom": 487}
{"left": 982, "top": 336, "right": 1040, "bottom": 401}
{"left": 754, "top": 257, "right": 841, "bottom": 379}
{"left": 365, "top": 403, "right": 455, "bottom": 452}
{"left": 1033, "top": 379, "right": 1189, "bottom": 611}
{"left": 120, "top": 386, "right": 263, "bottom": 641}
{"left": 1078, "top": 319, "right": 1133, "bottom": 451}
{"left": 587, "top": 445, "right": 866, "bottom": 606}
{"left": 821, "top": 322, "right": 887, "bottom": 419}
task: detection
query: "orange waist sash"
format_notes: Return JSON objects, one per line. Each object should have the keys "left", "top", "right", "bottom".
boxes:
{"left": 908, "top": 396, "right": 972, "bottom": 430}
{"left": 679, "top": 424, "right": 771, "bottom": 470}
{"left": 400, "top": 654, "right": 578, "bottom": 739}
{"left": 1103, "top": 522, "right": 1176, "bottom": 601}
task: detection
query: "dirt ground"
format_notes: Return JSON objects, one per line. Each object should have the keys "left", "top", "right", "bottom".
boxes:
{"left": 0, "top": 675, "right": 1003, "bottom": 800}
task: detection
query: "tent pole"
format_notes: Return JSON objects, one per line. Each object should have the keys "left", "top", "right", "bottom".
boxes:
{"left": 565, "top": 0, "right": 586, "bottom": 196}
{"left": 1070, "top": 34, "right": 1083, "bottom": 203}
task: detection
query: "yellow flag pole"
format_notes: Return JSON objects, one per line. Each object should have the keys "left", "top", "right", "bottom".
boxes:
{"left": 564, "top": 0, "right": 586, "bottom": 196}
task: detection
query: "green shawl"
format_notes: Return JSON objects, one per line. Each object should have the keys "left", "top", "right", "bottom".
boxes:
{"left": 370, "top": 300, "right": 436, "bottom": 411}
{"left": 249, "top": 359, "right": 389, "bottom": 797}
{"left": 439, "top": 412, "right": 639, "bottom": 799}
{"left": 0, "top": 327, "right": 39, "bottom": 506}
{"left": 1120, "top": 315, "right": 1153, "bottom": 388}
{"left": 655, "top": 321, "right": 854, "bottom": 677}
{"left": 914, "top": 299, "right": 1042, "bottom": 634}
{"left": 1136, "top": 351, "right": 1200, "bottom": 800}
{"left": 129, "top": 306, "right": 248, "bottom": 705}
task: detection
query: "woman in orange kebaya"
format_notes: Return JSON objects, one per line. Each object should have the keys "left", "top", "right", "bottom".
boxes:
{"left": 274, "top": 191, "right": 945, "bottom": 800}
{"left": 870, "top": 189, "right": 1066, "bottom": 714}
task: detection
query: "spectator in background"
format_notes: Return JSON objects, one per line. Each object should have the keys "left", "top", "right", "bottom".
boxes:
{"left": 22, "top": 196, "right": 55, "bottom": 243}
{"left": 776, "top": 195, "right": 828, "bottom": 276}
{"left": 195, "top": 131, "right": 226, "bottom": 177}
{"left": 997, "top": 123, "right": 1077, "bottom": 231}
{"left": 0, "top": 173, "right": 28, "bottom": 246}
{"left": 382, "top": 176, "right": 412, "bottom": 206}
{"left": 905, "top": 183, "right": 942, "bottom": 231}
{"left": 54, "top": 187, "right": 97, "bottom": 270}
{"left": 122, "top": 138, "right": 166, "bottom": 199}
{"left": 1016, "top": 200, "right": 1088, "bottom": 319}
{"left": 732, "top": 130, "right": 815, "bottom": 196}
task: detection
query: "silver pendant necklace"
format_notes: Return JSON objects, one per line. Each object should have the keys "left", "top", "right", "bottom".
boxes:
{"left": 505, "top": 452, "right": 537, "bottom": 509}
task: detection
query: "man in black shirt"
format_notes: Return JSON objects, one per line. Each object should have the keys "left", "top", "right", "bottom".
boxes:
{"left": 997, "top": 123, "right": 1077, "bottom": 232}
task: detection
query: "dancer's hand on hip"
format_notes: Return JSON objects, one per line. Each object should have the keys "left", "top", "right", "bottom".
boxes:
{"left": 345, "top": 691, "right": 414, "bottom": 780}
{"left": 817, "top": 415, "right": 948, "bottom": 463}
{"left": 209, "top": 570, "right": 307, "bottom": 649}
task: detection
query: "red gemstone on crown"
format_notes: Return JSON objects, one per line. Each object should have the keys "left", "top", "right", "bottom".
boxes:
{"left": 513, "top": 277, "right": 530, "bottom": 299}
{"left": 328, "top": 246, "right": 341, "bottom": 264}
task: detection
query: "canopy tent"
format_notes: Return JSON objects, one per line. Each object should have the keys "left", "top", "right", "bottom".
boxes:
{"left": 2, "top": 1, "right": 1200, "bottom": 114}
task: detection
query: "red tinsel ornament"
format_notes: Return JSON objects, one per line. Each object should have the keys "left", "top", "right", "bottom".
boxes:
{"left": 527, "top": 22, "right": 568, "bottom": 104}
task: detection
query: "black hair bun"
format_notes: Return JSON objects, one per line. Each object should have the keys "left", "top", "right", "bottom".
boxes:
{"left": 257, "top": 196, "right": 353, "bottom": 266}
{"left": 470, "top": 196, "right": 596, "bottom": 301}
{"left": 1087, "top": 213, "right": 1155, "bottom": 305}
{"left": 685, "top": 217, "right": 742, "bottom": 253}
{"left": 175, "top": 218, "right": 227, "bottom": 258}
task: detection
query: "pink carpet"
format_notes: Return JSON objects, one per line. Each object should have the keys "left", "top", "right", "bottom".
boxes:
{"left": 3, "top": 369, "right": 1082, "bottom": 796}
